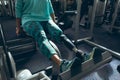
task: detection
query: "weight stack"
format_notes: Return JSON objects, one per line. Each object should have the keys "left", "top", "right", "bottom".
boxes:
{"left": 6, "top": 37, "right": 36, "bottom": 64}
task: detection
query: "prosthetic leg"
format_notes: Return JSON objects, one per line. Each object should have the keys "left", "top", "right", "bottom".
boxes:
{"left": 60, "top": 34, "right": 84, "bottom": 55}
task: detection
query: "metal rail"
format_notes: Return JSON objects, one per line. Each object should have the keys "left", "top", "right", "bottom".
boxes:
{"left": 84, "top": 39, "right": 120, "bottom": 59}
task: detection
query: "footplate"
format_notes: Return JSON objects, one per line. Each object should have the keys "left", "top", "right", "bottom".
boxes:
{"left": 59, "top": 51, "right": 112, "bottom": 80}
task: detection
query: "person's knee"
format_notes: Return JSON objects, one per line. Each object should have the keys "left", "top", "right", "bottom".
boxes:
{"left": 60, "top": 34, "right": 67, "bottom": 40}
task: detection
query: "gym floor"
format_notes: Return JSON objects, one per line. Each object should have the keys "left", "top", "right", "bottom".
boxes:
{"left": 0, "top": 17, "right": 120, "bottom": 80}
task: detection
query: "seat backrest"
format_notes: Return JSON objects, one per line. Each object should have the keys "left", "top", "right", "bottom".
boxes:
{"left": 0, "top": 23, "right": 15, "bottom": 79}
{"left": 0, "top": 24, "right": 17, "bottom": 78}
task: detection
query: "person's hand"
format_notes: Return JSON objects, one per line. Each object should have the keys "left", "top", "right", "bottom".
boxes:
{"left": 16, "top": 27, "right": 21, "bottom": 36}
{"left": 16, "top": 27, "right": 27, "bottom": 37}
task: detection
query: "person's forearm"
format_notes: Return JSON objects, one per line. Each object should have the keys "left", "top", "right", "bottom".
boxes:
{"left": 16, "top": 18, "right": 21, "bottom": 28}
{"left": 50, "top": 13, "right": 56, "bottom": 22}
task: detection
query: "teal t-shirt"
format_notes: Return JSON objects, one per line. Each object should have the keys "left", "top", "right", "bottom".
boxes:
{"left": 15, "top": 0, "right": 54, "bottom": 25}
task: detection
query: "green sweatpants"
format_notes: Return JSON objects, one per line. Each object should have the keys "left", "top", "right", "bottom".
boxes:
{"left": 22, "top": 20, "right": 63, "bottom": 58}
